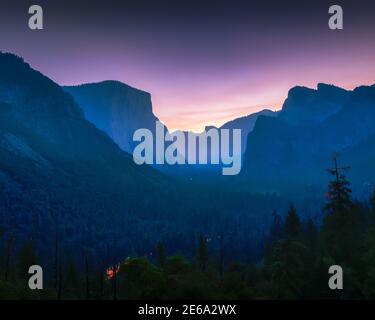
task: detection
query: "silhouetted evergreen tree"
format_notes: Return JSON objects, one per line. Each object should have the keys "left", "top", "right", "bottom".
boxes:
{"left": 4, "top": 232, "right": 15, "bottom": 281}
{"left": 284, "top": 204, "right": 300, "bottom": 239}
{"left": 269, "top": 210, "right": 283, "bottom": 243}
{"left": 321, "top": 154, "right": 358, "bottom": 266}
{"left": 197, "top": 235, "right": 208, "bottom": 272}
{"left": 65, "top": 262, "right": 81, "bottom": 299}
{"left": 304, "top": 218, "right": 318, "bottom": 261}
{"left": 362, "top": 189, "right": 375, "bottom": 298}
{"left": 112, "top": 262, "right": 118, "bottom": 300}
{"left": 266, "top": 238, "right": 309, "bottom": 298}
{"left": 371, "top": 190, "right": 375, "bottom": 222}
{"left": 0, "top": 224, "right": 3, "bottom": 278}
{"left": 264, "top": 205, "right": 311, "bottom": 298}
{"left": 18, "top": 240, "right": 37, "bottom": 282}
{"left": 57, "top": 260, "right": 63, "bottom": 300}
{"left": 96, "top": 269, "right": 105, "bottom": 300}
{"left": 218, "top": 232, "right": 225, "bottom": 281}
{"left": 84, "top": 254, "right": 90, "bottom": 299}
{"left": 156, "top": 241, "right": 166, "bottom": 268}
{"left": 325, "top": 154, "right": 352, "bottom": 214}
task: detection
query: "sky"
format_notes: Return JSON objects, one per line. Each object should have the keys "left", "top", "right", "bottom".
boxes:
{"left": 1, "top": 0, "right": 375, "bottom": 132}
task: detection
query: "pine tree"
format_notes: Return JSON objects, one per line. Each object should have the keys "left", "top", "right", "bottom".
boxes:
{"left": 371, "top": 190, "right": 375, "bottom": 222}
{"left": 264, "top": 211, "right": 283, "bottom": 265}
{"left": 270, "top": 210, "right": 283, "bottom": 242}
{"left": 112, "top": 261, "right": 118, "bottom": 300}
{"left": 95, "top": 268, "right": 105, "bottom": 300}
{"left": 266, "top": 238, "right": 309, "bottom": 298}
{"left": 18, "top": 240, "right": 37, "bottom": 281}
{"left": 218, "top": 232, "right": 225, "bottom": 281}
{"left": 197, "top": 235, "right": 208, "bottom": 272}
{"left": 284, "top": 204, "right": 300, "bottom": 239}
{"left": 84, "top": 254, "right": 90, "bottom": 299}
{"left": 57, "top": 260, "right": 63, "bottom": 300}
{"left": 4, "top": 232, "right": 15, "bottom": 281}
{"left": 322, "top": 154, "right": 358, "bottom": 266}
{"left": 304, "top": 218, "right": 318, "bottom": 256}
{"left": 0, "top": 224, "right": 3, "bottom": 278}
{"left": 325, "top": 153, "right": 352, "bottom": 214}
{"left": 65, "top": 262, "right": 81, "bottom": 299}
{"left": 266, "top": 206, "right": 310, "bottom": 298}
{"left": 156, "top": 241, "right": 166, "bottom": 268}
{"left": 362, "top": 189, "right": 375, "bottom": 298}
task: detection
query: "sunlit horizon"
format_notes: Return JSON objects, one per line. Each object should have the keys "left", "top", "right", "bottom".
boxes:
{"left": 2, "top": 0, "right": 375, "bottom": 132}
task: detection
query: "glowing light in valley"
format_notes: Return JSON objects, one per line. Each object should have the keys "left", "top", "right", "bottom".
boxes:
{"left": 106, "top": 264, "right": 120, "bottom": 280}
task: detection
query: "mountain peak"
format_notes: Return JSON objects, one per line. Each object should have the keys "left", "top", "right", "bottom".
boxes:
{"left": 353, "top": 84, "right": 375, "bottom": 92}
{"left": 349, "top": 85, "right": 375, "bottom": 104}
{"left": 220, "top": 109, "right": 276, "bottom": 129}
{"left": 64, "top": 80, "right": 159, "bottom": 153}
{"left": 286, "top": 83, "right": 349, "bottom": 100}
{"left": 66, "top": 80, "right": 151, "bottom": 98}
{"left": 317, "top": 83, "right": 349, "bottom": 96}
{"left": 287, "top": 85, "right": 316, "bottom": 98}
{"left": 0, "top": 51, "right": 27, "bottom": 66}
{"left": 280, "top": 83, "right": 350, "bottom": 125}
{"left": 204, "top": 125, "right": 217, "bottom": 131}
{"left": 0, "top": 52, "right": 83, "bottom": 119}
{"left": 0, "top": 51, "right": 46, "bottom": 87}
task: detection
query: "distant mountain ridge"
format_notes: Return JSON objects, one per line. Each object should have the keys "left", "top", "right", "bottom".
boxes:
{"left": 242, "top": 83, "right": 375, "bottom": 197}
{"left": 65, "top": 80, "right": 276, "bottom": 177}
{"left": 219, "top": 109, "right": 277, "bottom": 154}
{"left": 65, "top": 80, "right": 276, "bottom": 159}
{"left": 3, "top": 52, "right": 374, "bottom": 196}
{"left": 64, "top": 76, "right": 375, "bottom": 192}
{"left": 1, "top": 51, "right": 374, "bottom": 269}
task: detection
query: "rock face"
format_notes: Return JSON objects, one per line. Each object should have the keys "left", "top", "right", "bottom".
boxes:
{"left": 64, "top": 81, "right": 160, "bottom": 154}
{"left": 65, "top": 81, "right": 277, "bottom": 176}
{"left": 242, "top": 83, "right": 375, "bottom": 196}
{"left": 0, "top": 54, "right": 162, "bottom": 182}
{"left": 220, "top": 109, "right": 277, "bottom": 155}
{"left": 278, "top": 83, "right": 350, "bottom": 126}
{"left": 0, "top": 52, "right": 166, "bottom": 263}
{"left": 162, "top": 109, "right": 276, "bottom": 177}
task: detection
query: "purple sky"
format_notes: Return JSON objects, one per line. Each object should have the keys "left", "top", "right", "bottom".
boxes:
{"left": 1, "top": 0, "right": 375, "bottom": 131}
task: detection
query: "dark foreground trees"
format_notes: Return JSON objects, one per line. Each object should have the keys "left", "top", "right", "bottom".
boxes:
{"left": 1, "top": 156, "right": 375, "bottom": 299}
